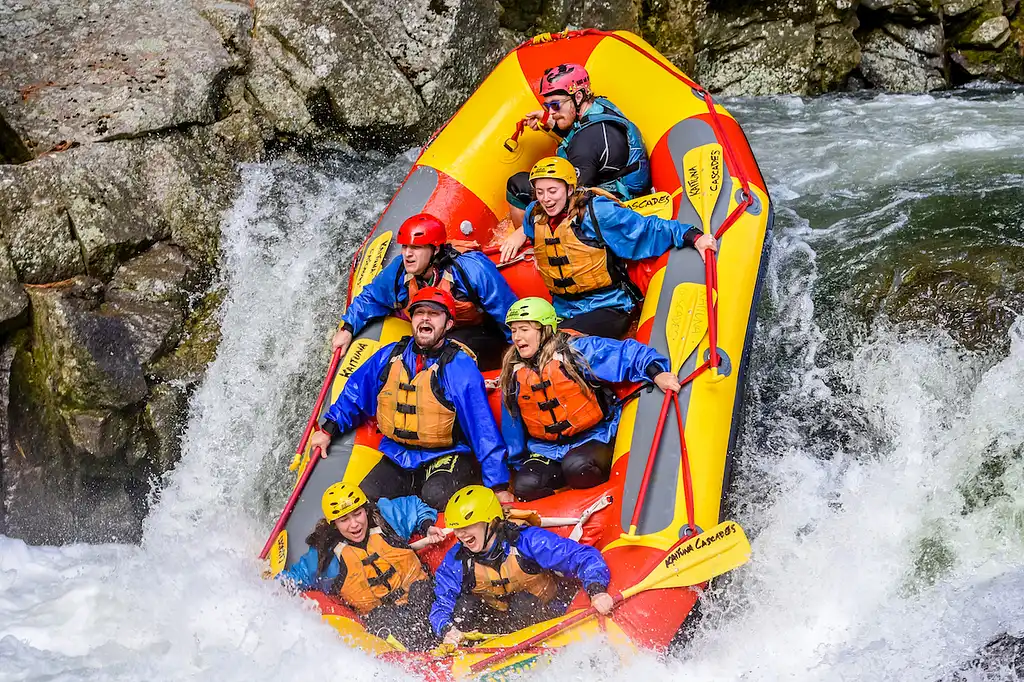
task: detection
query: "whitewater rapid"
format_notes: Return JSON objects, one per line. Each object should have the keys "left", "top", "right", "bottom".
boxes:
{"left": 3, "top": 90, "right": 1024, "bottom": 681}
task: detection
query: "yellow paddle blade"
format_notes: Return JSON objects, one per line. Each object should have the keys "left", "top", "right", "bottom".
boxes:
{"left": 351, "top": 230, "right": 393, "bottom": 298}
{"left": 624, "top": 191, "right": 673, "bottom": 219}
{"left": 268, "top": 530, "right": 288, "bottom": 576}
{"left": 665, "top": 282, "right": 715, "bottom": 374}
{"left": 622, "top": 520, "right": 750, "bottom": 599}
{"left": 683, "top": 143, "right": 725, "bottom": 234}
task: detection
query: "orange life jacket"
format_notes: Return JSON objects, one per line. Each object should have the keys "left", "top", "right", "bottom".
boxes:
{"left": 332, "top": 529, "right": 429, "bottom": 615}
{"left": 531, "top": 191, "right": 641, "bottom": 302}
{"left": 513, "top": 335, "right": 606, "bottom": 442}
{"left": 376, "top": 338, "right": 467, "bottom": 449}
{"left": 404, "top": 267, "right": 485, "bottom": 327}
{"left": 468, "top": 546, "right": 559, "bottom": 612}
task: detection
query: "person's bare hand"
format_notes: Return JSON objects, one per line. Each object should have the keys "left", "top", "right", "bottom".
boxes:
{"left": 500, "top": 227, "right": 528, "bottom": 263}
{"left": 694, "top": 233, "right": 718, "bottom": 263}
{"left": 331, "top": 327, "right": 353, "bottom": 353}
{"left": 524, "top": 110, "right": 549, "bottom": 131}
{"left": 590, "top": 592, "right": 615, "bottom": 615}
{"left": 653, "top": 371, "right": 681, "bottom": 394}
{"left": 425, "top": 525, "right": 448, "bottom": 544}
{"left": 309, "top": 430, "right": 332, "bottom": 458}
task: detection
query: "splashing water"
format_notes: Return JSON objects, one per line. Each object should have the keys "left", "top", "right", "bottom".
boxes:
{"left": 3, "top": 91, "right": 1024, "bottom": 681}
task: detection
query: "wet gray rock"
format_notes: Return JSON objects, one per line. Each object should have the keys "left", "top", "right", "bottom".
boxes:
{"left": 860, "top": 26, "right": 947, "bottom": 91}
{"left": 861, "top": 0, "right": 941, "bottom": 21}
{"left": 0, "top": 160, "right": 86, "bottom": 284}
{"left": 255, "top": 0, "right": 425, "bottom": 134}
{"left": 696, "top": 0, "right": 860, "bottom": 95}
{"left": 0, "top": 0, "right": 235, "bottom": 158}
{"left": 963, "top": 16, "right": 1012, "bottom": 47}
{"left": 941, "top": 0, "right": 984, "bottom": 17}
{"left": 103, "top": 243, "right": 201, "bottom": 368}
{"left": 24, "top": 277, "right": 148, "bottom": 410}
{"left": 250, "top": 0, "right": 506, "bottom": 142}
{"left": 0, "top": 242, "right": 28, "bottom": 334}
{"left": 145, "top": 382, "right": 189, "bottom": 471}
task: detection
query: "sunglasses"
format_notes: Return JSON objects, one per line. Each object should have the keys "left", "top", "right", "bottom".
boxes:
{"left": 542, "top": 97, "right": 572, "bottom": 112}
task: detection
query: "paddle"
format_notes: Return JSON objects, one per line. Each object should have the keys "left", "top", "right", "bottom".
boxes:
{"left": 467, "top": 520, "right": 752, "bottom": 673}
{"left": 260, "top": 347, "right": 344, "bottom": 561}
{"left": 683, "top": 142, "right": 724, "bottom": 377}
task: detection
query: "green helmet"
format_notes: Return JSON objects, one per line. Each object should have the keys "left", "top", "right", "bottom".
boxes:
{"left": 505, "top": 297, "right": 558, "bottom": 331}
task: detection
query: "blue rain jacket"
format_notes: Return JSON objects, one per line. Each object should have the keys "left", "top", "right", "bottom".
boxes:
{"left": 523, "top": 194, "right": 701, "bottom": 319}
{"left": 320, "top": 339, "right": 510, "bottom": 488}
{"left": 429, "top": 525, "right": 611, "bottom": 636}
{"left": 278, "top": 495, "right": 436, "bottom": 591}
{"left": 501, "top": 335, "right": 669, "bottom": 466}
{"left": 340, "top": 250, "right": 518, "bottom": 340}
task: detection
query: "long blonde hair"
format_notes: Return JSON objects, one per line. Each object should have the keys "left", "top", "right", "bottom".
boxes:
{"left": 500, "top": 323, "right": 597, "bottom": 413}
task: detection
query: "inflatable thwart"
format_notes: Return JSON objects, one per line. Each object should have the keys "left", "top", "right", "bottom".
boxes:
{"left": 261, "top": 28, "right": 773, "bottom": 680}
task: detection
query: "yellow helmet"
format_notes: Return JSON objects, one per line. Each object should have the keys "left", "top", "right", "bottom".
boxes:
{"left": 444, "top": 485, "right": 504, "bottom": 529}
{"left": 321, "top": 481, "right": 368, "bottom": 522}
{"left": 529, "top": 156, "right": 577, "bottom": 187}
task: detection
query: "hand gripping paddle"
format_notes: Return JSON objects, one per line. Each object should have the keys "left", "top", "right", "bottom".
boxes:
{"left": 467, "top": 520, "right": 751, "bottom": 673}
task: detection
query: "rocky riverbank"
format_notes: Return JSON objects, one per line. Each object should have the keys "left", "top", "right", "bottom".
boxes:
{"left": 1, "top": 0, "right": 1021, "bottom": 544}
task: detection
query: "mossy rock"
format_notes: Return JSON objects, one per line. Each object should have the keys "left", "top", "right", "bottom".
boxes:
{"left": 149, "top": 287, "right": 224, "bottom": 385}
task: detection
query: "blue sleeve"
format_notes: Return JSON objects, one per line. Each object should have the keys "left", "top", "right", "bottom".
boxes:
{"left": 589, "top": 196, "right": 700, "bottom": 261}
{"left": 572, "top": 336, "right": 669, "bottom": 384}
{"left": 445, "top": 354, "right": 510, "bottom": 488}
{"left": 429, "top": 546, "right": 465, "bottom": 635}
{"left": 340, "top": 257, "right": 404, "bottom": 335}
{"left": 377, "top": 496, "right": 438, "bottom": 540}
{"left": 277, "top": 547, "right": 321, "bottom": 590}
{"left": 321, "top": 343, "right": 395, "bottom": 431}
{"left": 500, "top": 401, "right": 529, "bottom": 468}
{"left": 516, "top": 526, "right": 610, "bottom": 592}
{"left": 451, "top": 252, "right": 518, "bottom": 341}
{"left": 522, "top": 203, "right": 537, "bottom": 241}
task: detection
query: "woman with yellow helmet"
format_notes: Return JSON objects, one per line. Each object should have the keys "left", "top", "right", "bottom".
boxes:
{"left": 429, "top": 485, "right": 612, "bottom": 645}
{"left": 278, "top": 481, "right": 444, "bottom": 649}
{"left": 500, "top": 156, "right": 718, "bottom": 339}
{"left": 499, "top": 297, "right": 680, "bottom": 501}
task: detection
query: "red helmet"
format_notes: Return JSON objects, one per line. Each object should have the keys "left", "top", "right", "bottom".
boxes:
{"left": 407, "top": 286, "right": 456, "bottom": 319}
{"left": 397, "top": 214, "right": 447, "bottom": 247}
{"left": 539, "top": 63, "right": 591, "bottom": 98}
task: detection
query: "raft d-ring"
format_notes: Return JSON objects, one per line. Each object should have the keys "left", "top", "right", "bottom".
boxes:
{"left": 704, "top": 347, "right": 732, "bottom": 382}
{"left": 503, "top": 137, "right": 519, "bottom": 153}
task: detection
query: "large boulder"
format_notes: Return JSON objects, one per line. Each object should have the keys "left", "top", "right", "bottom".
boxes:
{"left": 23, "top": 277, "right": 148, "bottom": 410}
{"left": 0, "top": 0, "right": 235, "bottom": 158}
{"left": 0, "top": 241, "right": 28, "bottom": 334}
{"left": 103, "top": 243, "right": 202, "bottom": 369}
{"left": 0, "top": 110, "right": 255, "bottom": 278}
{"left": 859, "top": 24, "right": 947, "bottom": 91}
{"left": 249, "top": 0, "right": 506, "bottom": 143}
{"left": 695, "top": 0, "right": 860, "bottom": 95}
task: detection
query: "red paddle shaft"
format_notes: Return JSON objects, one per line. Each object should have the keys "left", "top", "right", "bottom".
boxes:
{"left": 259, "top": 446, "right": 324, "bottom": 559}
{"left": 259, "top": 346, "right": 343, "bottom": 559}
{"left": 468, "top": 597, "right": 620, "bottom": 673}
{"left": 628, "top": 360, "right": 709, "bottom": 531}
{"left": 468, "top": 523, "right": 709, "bottom": 674}
{"left": 705, "top": 256, "right": 720, "bottom": 371}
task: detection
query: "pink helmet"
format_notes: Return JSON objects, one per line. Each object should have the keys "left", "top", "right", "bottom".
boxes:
{"left": 539, "top": 63, "right": 591, "bottom": 97}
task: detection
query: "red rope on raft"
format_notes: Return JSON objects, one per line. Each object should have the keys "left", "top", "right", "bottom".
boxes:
{"left": 628, "top": 360, "right": 709, "bottom": 533}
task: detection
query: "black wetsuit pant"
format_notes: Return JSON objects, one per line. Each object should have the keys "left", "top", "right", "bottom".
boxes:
{"left": 362, "top": 580, "right": 438, "bottom": 651}
{"left": 559, "top": 307, "right": 633, "bottom": 339}
{"left": 512, "top": 440, "right": 614, "bottom": 502}
{"left": 448, "top": 317, "right": 508, "bottom": 372}
{"left": 359, "top": 452, "right": 483, "bottom": 510}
